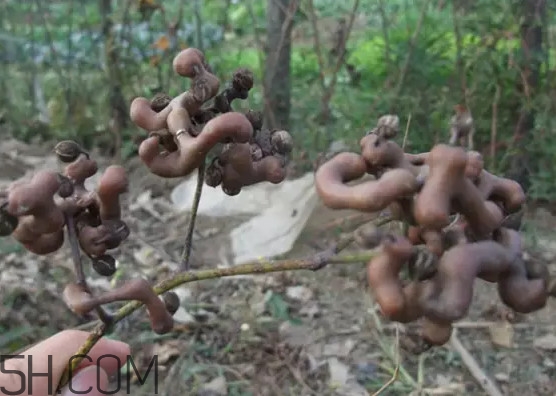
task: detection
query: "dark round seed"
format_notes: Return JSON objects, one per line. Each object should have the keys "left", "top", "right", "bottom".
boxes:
{"left": 0, "top": 206, "right": 18, "bottom": 237}
{"left": 150, "top": 93, "right": 172, "bottom": 112}
{"left": 54, "top": 140, "right": 83, "bottom": 163}
{"left": 92, "top": 255, "right": 117, "bottom": 276}
{"left": 57, "top": 175, "right": 74, "bottom": 198}
{"left": 244, "top": 110, "right": 263, "bottom": 131}
{"left": 270, "top": 130, "right": 293, "bottom": 155}
{"left": 205, "top": 161, "right": 223, "bottom": 187}
{"left": 223, "top": 185, "right": 241, "bottom": 196}
{"left": 232, "top": 68, "right": 254, "bottom": 92}
{"left": 163, "top": 292, "right": 180, "bottom": 315}
{"left": 250, "top": 144, "right": 263, "bottom": 161}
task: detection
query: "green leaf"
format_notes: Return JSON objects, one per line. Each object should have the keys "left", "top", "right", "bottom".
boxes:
{"left": 0, "top": 327, "right": 34, "bottom": 350}
{"left": 266, "top": 292, "right": 290, "bottom": 321}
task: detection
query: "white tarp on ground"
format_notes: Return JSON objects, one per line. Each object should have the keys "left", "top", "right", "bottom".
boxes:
{"left": 170, "top": 171, "right": 318, "bottom": 264}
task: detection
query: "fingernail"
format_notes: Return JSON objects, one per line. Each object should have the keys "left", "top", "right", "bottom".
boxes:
{"left": 61, "top": 365, "right": 108, "bottom": 396}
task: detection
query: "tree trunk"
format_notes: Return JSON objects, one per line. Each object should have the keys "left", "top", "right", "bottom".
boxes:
{"left": 263, "top": 0, "right": 293, "bottom": 130}
{"left": 507, "top": 0, "right": 545, "bottom": 191}
{"left": 99, "top": 0, "right": 128, "bottom": 159}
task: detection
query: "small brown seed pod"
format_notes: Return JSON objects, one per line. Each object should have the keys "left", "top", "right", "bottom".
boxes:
{"left": 56, "top": 174, "right": 75, "bottom": 198}
{"left": 270, "top": 130, "right": 294, "bottom": 155}
{"left": 54, "top": 140, "right": 86, "bottom": 163}
{"left": 163, "top": 292, "right": 180, "bottom": 315}
{"left": 92, "top": 255, "right": 117, "bottom": 277}
{"left": 245, "top": 110, "right": 263, "bottom": 131}
{"left": 0, "top": 203, "right": 18, "bottom": 236}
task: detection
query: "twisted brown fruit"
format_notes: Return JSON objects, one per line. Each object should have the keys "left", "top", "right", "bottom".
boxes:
{"left": 205, "top": 142, "right": 287, "bottom": 196}
{"left": 315, "top": 152, "right": 421, "bottom": 212}
{"left": 417, "top": 228, "right": 547, "bottom": 323}
{"left": 130, "top": 48, "right": 220, "bottom": 134}
{"left": 366, "top": 234, "right": 423, "bottom": 322}
{"left": 413, "top": 144, "right": 503, "bottom": 239}
{"left": 130, "top": 49, "right": 263, "bottom": 179}
{"left": 137, "top": 111, "right": 253, "bottom": 178}
{"left": 205, "top": 118, "right": 293, "bottom": 195}
{"left": 359, "top": 132, "right": 423, "bottom": 177}
{"left": 366, "top": 114, "right": 400, "bottom": 140}
{"left": 449, "top": 104, "right": 474, "bottom": 150}
{"left": 2, "top": 141, "right": 130, "bottom": 266}
{"left": 63, "top": 279, "right": 174, "bottom": 334}
{"left": 5, "top": 171, "right": 65, "bottom": 254}
{"left": 366, "top": 234, "right": 453, "bottom": 345}
{"left": 472, "top": 169, "right": 526, "bottom": 215}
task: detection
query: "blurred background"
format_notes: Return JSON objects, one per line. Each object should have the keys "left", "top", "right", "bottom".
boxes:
{"left": 1, "top": 0, "right": 555, "bottom": 199}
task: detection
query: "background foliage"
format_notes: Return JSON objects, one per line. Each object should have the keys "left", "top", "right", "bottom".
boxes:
{"left": 1, "top": 0, "right": 556, "bottom": 199}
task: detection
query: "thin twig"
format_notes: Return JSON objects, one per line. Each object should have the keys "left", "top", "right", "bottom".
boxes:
{"left": 65, "top": 214, "right": 113, "bottom": 324}
{"left": 56, "top": 248, "right": 381, "bottom": 391}
{"left": 381, "top": 320, "right": 538, "bottom": 332}
{"left": 319, "top": 0, "right": 360, "bottom": 120}
{"left": 449, "top": 332, "right": 504, "bottom": 396}
{"left": 392, "top": 0, "right": 431, "bottom": 99}
{"left": 377, "top": 0, "right": 392, "bottom": 70}
{"left": 33, "top": 0, "right": 71, "bottom": 109}
{"left": 490, "top": 84, "right": 501, "bottom": 169}
{"left": 306, "top": 0, "right": 326, "bottom": 91}
{"left": 402, "top": 113, "right": 412, "bottom": 149}
{"left": 180, "top": 161, "right": 206, "bottom": 271}
{"left": 373, "top": 326, "right": 400, "bottom": 396}
{"left": 65, "top": 214, "right": 86, "bottom": 287}
{"left": 369, "top": 304, "right": 417, "bottom": 388}
{"left": 57, "top": 215, "right": 394, "bottom": 391}
{"left": 452, "top": 0, "right": 469, "bottom": 106}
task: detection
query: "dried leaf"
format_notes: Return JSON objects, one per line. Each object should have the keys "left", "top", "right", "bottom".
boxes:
{"left": 534, "top": 334, "right": 556, "bottom": 351}
{"left": 279, "top": 321, "right": 312, "bottom": 346}
{"left": 133, "top": 246, "right": 158, "bottom": 268}
{"left": 286, "top": 285, "right": 313, "bottom": 302}
{"left": 172, "top": 307, "right": 197, "bottom": 325}
{"left": 199, "top": 376, "right": 227, "bottom": 396}
{"left": 423, "top": 383, "right": 466, "bottom": 395}
{"left": 149, "top": 55, "right": 161, "bottom": 67}
{"left": 488, "top": 321, "right": 514, "bottom": 348}
{"left": 327, "top": 358, "right": 369, "bottom": 396}
{"left": 152, "top": 35, "right": 170, "bottom": 51}
{"left": 152, "top": 340, "right": 183, "bottom": 365}
{"left": 328, "top": 357, "right": 349, "bottom": 387}
{"left": 323, "top": 339, "right": 356, "bottom": 358}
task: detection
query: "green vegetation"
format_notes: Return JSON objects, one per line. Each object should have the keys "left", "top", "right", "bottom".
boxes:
{"left": 1, "top": 0, "right": 556, "bottom": 198}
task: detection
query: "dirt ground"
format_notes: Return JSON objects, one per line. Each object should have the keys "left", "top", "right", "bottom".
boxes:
{"left": 1, "top": 138, "right": 556, "bottom": 396}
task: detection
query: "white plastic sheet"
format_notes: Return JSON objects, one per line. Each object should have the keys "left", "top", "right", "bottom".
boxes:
{"left": 170, "top": 172, "right": 318, "bottom": 264}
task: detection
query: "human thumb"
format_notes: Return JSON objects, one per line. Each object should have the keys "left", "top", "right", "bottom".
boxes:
{"left": 60, "top": 365, "right": 109, "bottom": 396}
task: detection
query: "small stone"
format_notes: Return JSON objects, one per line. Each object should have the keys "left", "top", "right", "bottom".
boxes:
{"left": 286, "top": 285, "right": 313, "bottom": 302}
{"left": 199, "top": 376, "right": 227, "bottom": 396}
{"left": 534, "top": 334, "right": 556, "bottom": 351}
{"left": 543, "top": 358, "right": 555, "bottom": 368}
{"left": 494, "top": 373, "right": 509, "bottom": 382}
{"left": 172, "top": 307, "right": 196, "bottom": 325}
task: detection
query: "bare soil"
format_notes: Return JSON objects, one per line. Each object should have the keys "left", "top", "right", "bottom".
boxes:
{"left": 1, "top": 139, "right": 556, "bottom": 396}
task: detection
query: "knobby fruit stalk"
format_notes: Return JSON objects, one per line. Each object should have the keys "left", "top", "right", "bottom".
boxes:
{"left": 128, "top": 47, "right": 293, "bottom": 270}
{"left": 2, "top": 46, "right": 553, "bottom": 393}
{"left": 315, "top": 113, "right": 556, "bottom": 350}
{"left": 56, "top": 236, "right": 391, "bottom": 391}
{"left": 0, "top": 46, "right": 301, "bottom": 391}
